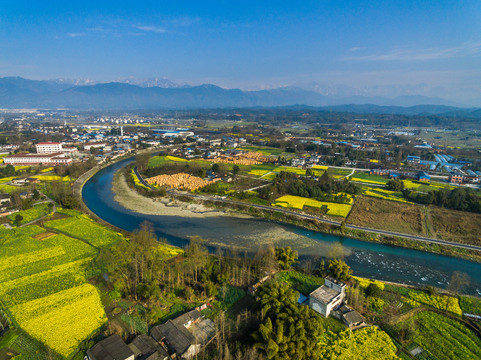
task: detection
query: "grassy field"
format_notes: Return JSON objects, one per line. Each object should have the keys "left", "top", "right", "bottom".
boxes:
{"left": 362, "top": 188, "right": 413, "bottom": 204}
{"left": 0, "top": 183, "right": 18, "bottom": 193}
{"left": 0, "top": 225, "right": 106, "bottom": 357}
{"left": 347, "top": 196, "right": 425, "bottom": 235}
{"left": 236, "top": 146, "right": 283, "bottom": 156}
{"left": 276, "top": 270, "right": 324, "bottom": 295}
{"left": 428, "top": 206, "right": 481, "bottom": 246}
{"left": 273, "top": 195, "right": 352, "bottom": 217}
{"left": 350, "top": 171, "right": 390, "bottom": 184}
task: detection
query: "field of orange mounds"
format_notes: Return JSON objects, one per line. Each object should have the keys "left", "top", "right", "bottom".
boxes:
{"left": 212, "top": 152, "right": 268, "bottom": 165}
{"left": 146, "top": 173, "right": 218, "bottom": 191}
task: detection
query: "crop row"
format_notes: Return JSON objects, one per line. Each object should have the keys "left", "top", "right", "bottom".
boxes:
{"left": 273, "top": 195, "right": 352, "bottom": 217}
{"left": 407, "top": 291, "right": 462, "bottom": 315}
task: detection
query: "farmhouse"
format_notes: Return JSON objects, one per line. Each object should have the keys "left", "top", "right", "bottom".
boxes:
{"left": 417, "top": 171, "right": 430, "bottom": 182}
{"left": 86, "top": 334, "right": 135, "bottom": 360}
{"left": 308, "top": 277, "right": 346, "bottom": 317}
{"left": 150, "top": 309, "right": 215, "bottom": 359}
{"left": 128, "top": 335, "right": 170, "bottom": 360}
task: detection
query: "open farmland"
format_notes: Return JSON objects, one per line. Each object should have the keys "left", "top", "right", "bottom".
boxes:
{"left": 272, "top": 195, "right": 352, "bottom": 217}
{"left": 428, "top": 206, "right": 481, "bottom": 246}
{"left": 45, "top": 214, "right": 124, "bottom": 247}
{"left": 347, "top": 196, "right": 426, "bottom": 235}
{"left": 0, "top": 226, "right": 106, "bottom": 358}
{"left": 396, "top": 311, "right": 481, "bottom": 360}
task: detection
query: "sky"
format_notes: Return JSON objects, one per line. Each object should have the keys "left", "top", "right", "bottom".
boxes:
{"left": 2, "top": 0, "right": 481, "bottom": 105}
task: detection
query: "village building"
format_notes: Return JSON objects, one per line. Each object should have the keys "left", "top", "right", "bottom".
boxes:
{"left": 87, "top": 334, "right": 135, "bottom": 360}
{"left": 308, "top": 277, "right": 346, "bottom": 317}
{"left": 3, "top": 152, "right": 72, "bottom": 166}
{"left": 150, "top": 309, "right": 215, "bottom": 359}
{"left": 128, "top": 335, "right": 170, "bottom": 360}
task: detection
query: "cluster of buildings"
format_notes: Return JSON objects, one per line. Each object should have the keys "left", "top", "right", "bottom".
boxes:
{"left": 87, "top": 309, "right": 215, "bottom": 360}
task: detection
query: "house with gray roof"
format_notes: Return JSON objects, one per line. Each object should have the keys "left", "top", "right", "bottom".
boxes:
{"left": 308, "top": 277, "right": 346, "bottom": 317}
{"left": 150, "top": 309, "right": 215, "bottom": 359}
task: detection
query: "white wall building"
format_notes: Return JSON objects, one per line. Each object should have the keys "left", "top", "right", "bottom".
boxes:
{"left": 4, "top": 153, "right": 72, "bottom": 166}
{"left": 309, "top": 277, "right": 346, "bottom": 317}
{"left": 36, "top": 142, "right": 63, "bottom": 154}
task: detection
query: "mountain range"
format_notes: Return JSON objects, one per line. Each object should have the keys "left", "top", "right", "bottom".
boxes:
{"left": 0, "top": 76, "right": 480, "bottom": 116}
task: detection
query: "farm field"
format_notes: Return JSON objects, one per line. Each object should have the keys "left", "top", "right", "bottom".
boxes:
{"left": 0, "top": 225, "right": 106, "bottom": 358}
{"left": 428, "top": 206, "right": 481, "bottom": 246}
{"left": 0, "top": 183, "right": 18, "bottom": 193}
{"left": 396, "top": 311, "right": 481, "bottom": 360}
{"left": 350, "top": 171, "right": 390, "bottom": 184}
{"left": 7, "top": 202, "right": 51, "bottom": 225}
{"left": 45, "top": 214, "right": 124, "bottom": 247}
{"left": 459, "top": 296, "right": 481, "bottom": 315}
{"left": 31, "top": 174, "right": 71, "bottom": 181}
{"left": 362, "top": 188, "right": 413, "bottom": 204}
{"left": 347, "top": 196, "right": 426, "bottom": 235}
{"left": 272, "top": 195, "right": 352, "bottom": 217}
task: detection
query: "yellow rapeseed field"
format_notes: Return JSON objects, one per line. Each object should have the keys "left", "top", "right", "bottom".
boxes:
{"left": 166, "top": 155, "right": 189, "bottom": 162}
{"left": 12, "top": 284, "right": 106, "bottom": 356}
{"left": 273, "top": 195, "right": 351, "bottom": 217}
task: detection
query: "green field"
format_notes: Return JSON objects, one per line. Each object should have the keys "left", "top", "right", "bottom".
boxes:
{"left": 45, "top": 214, "right": 124, "bottom": 247}
{"left": 7, "top": 202, "right": 52, "bottom": 225}
{"left": 398, "top": 311, "right": 481, "bottom": 360}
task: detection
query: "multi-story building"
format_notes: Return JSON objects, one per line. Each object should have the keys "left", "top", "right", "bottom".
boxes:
{"left": 3, "top": 153, "right": 72, "bottom": 166}
{"left": 36, "top": 142, "right": 63, "bottom": 154}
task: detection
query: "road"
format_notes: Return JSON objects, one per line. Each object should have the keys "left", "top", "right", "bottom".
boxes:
{"left": 168, "top": 190, "right": 481, "bottom": 253}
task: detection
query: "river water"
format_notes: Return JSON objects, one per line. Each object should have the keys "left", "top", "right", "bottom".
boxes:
{"left": 82, "top": 158, "right": 481, "bottom": 295}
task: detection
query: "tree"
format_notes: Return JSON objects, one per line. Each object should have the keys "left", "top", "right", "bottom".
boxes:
{"left": 305, "top": 168, "right": 313, "bottom": 177}
{"left": 233, "top": 165, "right": 240, "bottom": 177}
{"left": 328, "top": 259, "right": 352, "bottom": 282}
{"left": 212, "top": 163, "right": 220, "bottom": 173}
{"left": 386, "top": 179, "right": 404, "bottom": 191}
{"left": 275, "top": 246, "right": 298, "bottom": 270}
{"left": 14, "top": 214, "right": 23, "bottom": 226}
{"left": 136, "top": 153, "right": 151, "bottom": 173}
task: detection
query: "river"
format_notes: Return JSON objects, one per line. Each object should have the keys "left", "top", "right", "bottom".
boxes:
{"left": 82, "top": 158, "right": 481, "bottom": 295}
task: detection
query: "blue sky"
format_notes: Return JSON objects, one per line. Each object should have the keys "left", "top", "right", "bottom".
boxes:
{"left": 2, "top": 1, "right": 481, "bottom": 104}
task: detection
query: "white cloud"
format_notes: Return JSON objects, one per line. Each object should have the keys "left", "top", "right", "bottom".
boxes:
{"left": 134, "top": 25, "right": 167, "bottom": 33}
{"left": 66, "top": 33, "right": 85, "bottom": 38}
{"left": 346, "top": 42, "right": 481, "bottom": 61}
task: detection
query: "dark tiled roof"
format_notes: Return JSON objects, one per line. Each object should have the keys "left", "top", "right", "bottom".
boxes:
{"left": 87, "top": 334, "right": 134, "bottom": 360}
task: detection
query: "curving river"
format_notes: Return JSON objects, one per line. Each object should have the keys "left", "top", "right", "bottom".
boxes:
{"left": 82, "top": 158, "right": 481, "bottom": 295}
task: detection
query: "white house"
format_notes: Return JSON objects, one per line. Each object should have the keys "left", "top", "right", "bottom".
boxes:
{"left": 309, "top": 277, "right": 346, "bottom": 317}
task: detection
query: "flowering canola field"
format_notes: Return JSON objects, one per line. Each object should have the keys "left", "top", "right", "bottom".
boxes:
{"left": 272, "top": 195, "right": 352, "bottom": 217}
{"left": 0, "top": 225, "right": 106, "bottom": 357}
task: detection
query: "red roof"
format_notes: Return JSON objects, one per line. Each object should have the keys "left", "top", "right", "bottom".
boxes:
{"left": 5, "top": 152, "right": 65, "bottom": 158}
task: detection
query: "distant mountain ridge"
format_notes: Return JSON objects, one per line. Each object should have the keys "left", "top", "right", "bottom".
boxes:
{"left": 0, "top": 76, "right": 479, "bottom": 116}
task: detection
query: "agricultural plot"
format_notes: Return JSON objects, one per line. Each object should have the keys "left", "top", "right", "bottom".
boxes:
{"left": 321, "top": 326, "right": 399, "bottom": 359}
{"left": 347, "top": 196, "right": 425, "bottom": 236}
{"left": 45, "top": 214, "right": 124, "bottom": 247}
{"left": 0, "top": 226, "right": 106, "bottom": 358}
{"left": 399, "top": 311, "right": 481, "bottom": 360}
{"left": 7, "top": 202, "right": 52, "bottom": 225}
{"left": 405, "top": 291, "right": 462, "bottom": 314}
{"left": 32, "top": 174, "right": 71, "bottom": 181}
{"left": 350, "top": 171, "right": 389, "bottom": 184}
{"left": 428, "top": 206, "right": 481, "bottom": 246}
{"left": 362, "top": 188, "right": 413, "bottom": 204}
{"left": 272, "top": 195, "right": 352, "bottom": 217}
{"left": 459, "top": 296, "right": 481, "bottom": 315}
{"left": 0, "top": 176, "right": 17, "bottom": 183}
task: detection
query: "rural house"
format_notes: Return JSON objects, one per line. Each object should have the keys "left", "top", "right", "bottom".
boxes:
{"left": 308, "top": 277, "right": 346, "bottom": 317}
{"left": 150, "top": 309, "right": 215, "bottom": 359}
{"left": 86, "top": 334, "right": 135, "bottom": 360}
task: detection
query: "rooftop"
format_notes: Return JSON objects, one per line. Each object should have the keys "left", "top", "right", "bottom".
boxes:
{"left": 87, "top": 334, "right": 134, "bottom": 360}
{"left": 342, "top": 310, "right": 366, "bottom": 326}
{"left": 309, "top": 285, "right": 342, "bottom": 304}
